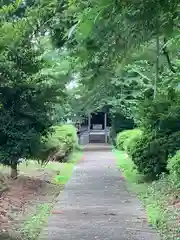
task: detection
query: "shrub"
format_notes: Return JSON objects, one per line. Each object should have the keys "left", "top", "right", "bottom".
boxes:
{"left": 39, "top": 124, "right": 78, "bottom": 162}
{"left": 116, "top": 129, "right": 142, "bottom": 151}
{"left": 131, "top": 131, "right": 180, "bottom": 180}
{"left": 129, "top": 89, "right": 180, "bottom": 180}
{"left": 125, "top": 130, "right": 142, "bottom": 156}
{"left": 167, "top": 151, "right": 180, "bottom": 187}
{"left": 116, "top": 130, "right": 130, "bottom": 150}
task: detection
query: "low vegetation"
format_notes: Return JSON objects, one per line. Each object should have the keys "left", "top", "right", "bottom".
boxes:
{"left": 115, "top": 130, "right": 180, "bottom": 239}
{"left": 0, "top": 124, "right": 81, "bottom": 240}
{"left": 116, "top": 129, "right": 142, "bottom": 155}
{"left": 39, "top": 124, "right": 79, "bottom": 163}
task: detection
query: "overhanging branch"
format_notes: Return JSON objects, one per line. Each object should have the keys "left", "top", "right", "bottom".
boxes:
{"left": 162, "top": 37, "right": 176, "bottom": 73}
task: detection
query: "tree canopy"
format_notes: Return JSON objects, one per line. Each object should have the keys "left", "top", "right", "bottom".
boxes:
{"left": 0, "top": 0, "right": 180, "bottom": 178}
{"left": 0, "top": 0, "right": 72, "bottom": 177}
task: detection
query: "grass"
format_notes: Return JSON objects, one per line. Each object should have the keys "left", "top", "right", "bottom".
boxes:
{"left": 20, "top": 203, "right": 53, "bottom": 240}
{"left": 114, "top": 149, "right": 180, "bottom": 240}
{"left": 54, "top": 151, "right": 82, "bottom": 184}
{"left": 20, "top": 151, "right": 82, "bottom": 240}
{"left": 114, "top": 150, "right": 144, "bottom": 184}
{"left": 0, "top": 151, "right": 82, "bottom": 179}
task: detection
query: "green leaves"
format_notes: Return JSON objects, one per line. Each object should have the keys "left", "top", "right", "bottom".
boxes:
{"left": 0, "top": 0, "right": 72, "bottom": 172}
{"left": 0, "top": 0, "right": 22, "bottom": 18}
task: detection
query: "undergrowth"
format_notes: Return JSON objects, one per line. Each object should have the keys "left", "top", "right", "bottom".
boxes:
{"left": 54, "top": 151, "right": 82, "bottom": 184}
{"left": 114, "top": 150, "right": 180, "bottom": 240}
{"left": 20, "top": 203, "right": 53, "bottom": 240}
{"left": 0, "top": 151, "right": 82, "bottom": 240}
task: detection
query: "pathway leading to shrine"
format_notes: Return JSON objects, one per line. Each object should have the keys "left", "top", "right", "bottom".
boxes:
{"left": 40, "top": 145, "right": 160, "bottom": 240}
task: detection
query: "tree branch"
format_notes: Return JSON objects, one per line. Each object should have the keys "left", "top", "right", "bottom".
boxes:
{"left": 162, "top": 37, "right": 176, "bottom": 73}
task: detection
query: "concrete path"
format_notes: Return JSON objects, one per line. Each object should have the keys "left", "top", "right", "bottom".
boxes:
{"left": 40, "top": 145, "right": 160, "bottom": 240}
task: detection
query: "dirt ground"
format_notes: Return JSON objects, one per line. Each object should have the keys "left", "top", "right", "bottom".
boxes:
{"left": 0, "top": 162, "right": 63, "bottom": 239}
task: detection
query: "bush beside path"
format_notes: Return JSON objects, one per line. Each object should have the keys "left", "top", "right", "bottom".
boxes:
{"left": 115, "top": 129, "right": 180, "bottom": 239}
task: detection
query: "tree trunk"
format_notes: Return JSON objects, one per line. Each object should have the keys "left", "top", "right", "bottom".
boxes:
{"left": 154, "top": 35, "right": 160, "bottom": 99}
{"left": 11, "top": 163, "right": 18, "bottom": 179}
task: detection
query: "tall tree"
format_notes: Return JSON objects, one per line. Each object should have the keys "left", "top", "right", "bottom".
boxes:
{"left": 0, "top": 1, "right": 68, "bottom": 178}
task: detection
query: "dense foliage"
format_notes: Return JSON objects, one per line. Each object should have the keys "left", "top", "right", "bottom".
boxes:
{"left": 59, "top": 0, "right": 180, "bottom": 180}
{"left": 0, "top": 0, "right": 71, "bottom": 178}
{"left": 116, "top": 129, "right": 141, "bottom": 152}
{"left": 116, "top": 128, "right": 180, "bottom": 180}
{"left": 1, "top": 0, "right": 180, "bottom": 182}
{"left": 131, "top": 131, "right": 180, "bottom": 179}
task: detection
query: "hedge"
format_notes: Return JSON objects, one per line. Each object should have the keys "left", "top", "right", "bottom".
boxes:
{"left": 116, "top": 129, "right": 142, "bottom": 152}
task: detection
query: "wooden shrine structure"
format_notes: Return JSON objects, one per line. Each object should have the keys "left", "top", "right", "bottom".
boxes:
{"left": 78, "top": 108, "right": 111, "bottom": 144}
